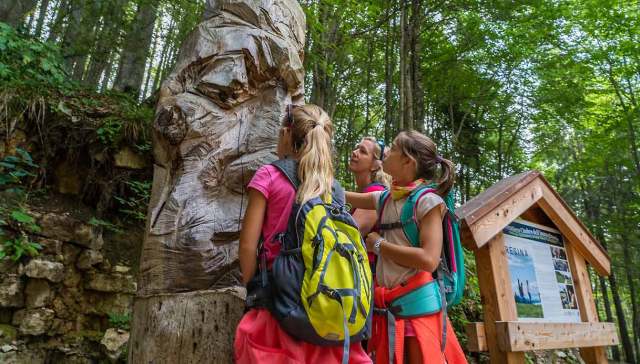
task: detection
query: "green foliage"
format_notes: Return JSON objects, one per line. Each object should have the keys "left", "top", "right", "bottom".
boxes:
{"left": 0, "top": 147, "right": 37, "bottom": 195}
{"left": 88, "top": 217, "right": 124, "bottom": 234}
{"left": 0, "top": 206, "right": 43, "bottom": 262}
{"left": 0, "top": 231, "right": 42, "bottom": 261}
{"left": 107, "top": 312, "right": 131, "bottom": 331}
{"left": 114, "top": 180, "right": 151, "bottom": 222}
{"left": 0, "top": 148, "right": 42, "bottom": 261}
{"left": 0, "top": 22, "right": 70, "bottom": 91}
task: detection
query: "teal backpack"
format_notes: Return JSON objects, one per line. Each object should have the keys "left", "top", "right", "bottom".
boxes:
{"left": 377, "top": 185, "right": 465, "bottom": 327}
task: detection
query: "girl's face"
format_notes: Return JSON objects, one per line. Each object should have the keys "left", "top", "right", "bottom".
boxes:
{"left": 276, "top": 126, "right": 294, "bottom": 159}
{"left": 349, "top": 139, "right": 378, "bottom": 173}
{"left": 382, "top": 139, "right": 416, "bottom": 184}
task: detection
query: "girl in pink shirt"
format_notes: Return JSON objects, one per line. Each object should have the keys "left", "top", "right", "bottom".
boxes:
{"left": 234, "top": 104, "right": 371, "bottom": 364}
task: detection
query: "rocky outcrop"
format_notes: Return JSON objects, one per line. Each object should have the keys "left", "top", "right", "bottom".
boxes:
{"left": 0, "top": 209, "right": 135, "bottom": 362}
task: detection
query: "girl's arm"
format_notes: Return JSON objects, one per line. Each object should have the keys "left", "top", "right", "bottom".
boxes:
{"left": 352, "top": 208, "right": 378, "bottom": 235}
{"left": 345, "top": 191, "right": 377, "bottom": 210}
{"left": 239, "top": 189, "right": 267, "bottom": 285}
{"left": 365, "top": 204, "right": 444, "bottom": 272}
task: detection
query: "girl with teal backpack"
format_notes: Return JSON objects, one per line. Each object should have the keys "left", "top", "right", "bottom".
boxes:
{"left": 347, "top": 130, "right": 467, "bottom": 364}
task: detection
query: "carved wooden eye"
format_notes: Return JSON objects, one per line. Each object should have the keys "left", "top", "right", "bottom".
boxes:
{"left": 196, "top": 54, "right": 251, "bottom": 109}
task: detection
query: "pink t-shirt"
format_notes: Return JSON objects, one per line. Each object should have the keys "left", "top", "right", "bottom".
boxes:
{"left": 247, "top": 164, "right": 296, "bottom": 266}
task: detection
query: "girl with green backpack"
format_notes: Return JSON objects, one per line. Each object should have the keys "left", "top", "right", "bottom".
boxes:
{"left": 346, "top": 130, "right": 467, "bottom": 364}
{"left": 235, "top": 104, "right": 372, "bottom": 364}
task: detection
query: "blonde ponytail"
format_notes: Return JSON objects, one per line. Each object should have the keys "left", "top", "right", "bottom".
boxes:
{"left": 289, "top": 105, "right": 334, "bottom": 204}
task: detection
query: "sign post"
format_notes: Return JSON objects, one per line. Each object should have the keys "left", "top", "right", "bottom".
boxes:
{"left": 456, "top": 171, "right": 618, "bottom": 364}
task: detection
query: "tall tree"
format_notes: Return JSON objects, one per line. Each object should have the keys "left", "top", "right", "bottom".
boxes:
{"left": 113, "top": 0, "right": 158, "bottom": 96}
{"left": 0, "top": 0, "right": 38, "bottom": 28}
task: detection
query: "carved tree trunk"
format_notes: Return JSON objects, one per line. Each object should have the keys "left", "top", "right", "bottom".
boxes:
{"left": 128, "top": 288, "right": 245, "bottom": 363}
{"left": 129, "top": 0, "right": 305, "bottom": 362}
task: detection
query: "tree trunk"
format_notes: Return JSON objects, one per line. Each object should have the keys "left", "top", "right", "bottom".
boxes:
{"left": 609, "top": 270, "right": 636, "bottom": 363}
{"left": 84, "top": 0, "right": 127, "bottom": 88}
{"left": 141, "top": 24, "right": 160, "bottom": 99}
{"left": 113, "top": 0, "right": 159, "bottom": 96}
{"left": 60, "top": 0, "right": 84, "bottom": 73}
{"left": 599, "top": 276, "right": 621, "bottom": 361}
{"left": 33, "top": 0, "right": 50, "bottom": 38}
{"left": 410, "top": 0, "right": 423, "bottom": 132}
{"left": 309, "top": 1, "right": 340, "bottom": 117}
{"left": 128, "top": 289, "right": 245, "bottom": 363}
{"left": 131, "top": 4, "right": 305, "bottom": 362}
{"left": 151, "top": 19, "right": 174, "bottom": 93}
{"left": 47, "top": 0, "right": 67, "bottom": 42}
{"left": 0, "top": 0, "right": 38, "bottom": 28}
{"left": 398, "top": 0, "right": 408, "bottom": 130}
{"left": 99, "top": 52, "right": 116, "bottom": 92}
{"left": 383, "top": 0, "right": 396, "bottom": 141}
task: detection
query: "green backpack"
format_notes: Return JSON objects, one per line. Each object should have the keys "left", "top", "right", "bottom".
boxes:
{"left": 248, "top": 159, "right": 373, "bottom": 364}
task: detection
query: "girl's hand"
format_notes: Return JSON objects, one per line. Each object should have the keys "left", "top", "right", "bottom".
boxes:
{"left": 365, "top": 232, "right": 381, "bottom": 252}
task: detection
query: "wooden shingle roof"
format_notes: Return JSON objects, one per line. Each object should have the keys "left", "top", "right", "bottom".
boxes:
{"left": 455, "top": 171, "right": 610, "bottom": 276}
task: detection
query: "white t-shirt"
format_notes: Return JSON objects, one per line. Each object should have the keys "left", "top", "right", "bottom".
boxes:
{"left": 370, "top": 190, "right": 445, "bottom": 288}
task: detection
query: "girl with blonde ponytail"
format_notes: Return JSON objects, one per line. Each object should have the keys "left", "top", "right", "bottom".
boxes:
{"left": 235, "top": 104, "right": 371, "bottom": 364}
{"left": 288, "top": 105, "right": 335, "bottom": 204}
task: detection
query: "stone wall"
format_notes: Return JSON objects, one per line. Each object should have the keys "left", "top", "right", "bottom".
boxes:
{"left": 0, "top": 209, "right": 135, "bottom": 363}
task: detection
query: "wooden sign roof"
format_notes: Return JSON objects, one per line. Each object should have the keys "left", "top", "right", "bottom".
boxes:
{"left": 455, "top": 171, "right": 610, "bottom": 276}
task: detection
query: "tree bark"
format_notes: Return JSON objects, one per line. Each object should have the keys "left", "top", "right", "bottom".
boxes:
{"left": 609, "top": 271, "right": 636, "bottom": 363}
{"left": 0, "top": 0, "right": 38, "bottom": 28}
{"left": 84, "top": 0, "right": 128, "bottom": 88}
{"left": 141, "top": 23, "right": 160, "bottom": 99}
{"left": 383, "top": 0, "right": 396, "bottom": 141}
{"left": 113, "top": 0, "right": 159, "bottom": 96}
{"left": 128, "top": 289, "right": 245, "bottom": 363}
{"left": 34, "top": 0, "right": 50, "bottom": 38}
{"left": 410, "top": 0, "right": 423, "bottom": 132}
{"left": 151, "top": 19, "right": 174, "bottom": 93}
{"left": 46, "top": 0, "right": 67, "bottom": 43}
{"left": 309, "top": 1, "right": 340, "bottom": 117}
{"left": 398, "top": 0, "right": 409, "bottom": 130}
{"left": 599, "top": 276, "right": 621, "bottom": 361}
{"left": 60, "top": 0, "right": 84, "bottom": 73}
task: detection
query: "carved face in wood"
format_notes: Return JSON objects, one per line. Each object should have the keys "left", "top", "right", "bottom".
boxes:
{"left": 138, "top": 0, "right": 305, "bottom": 294}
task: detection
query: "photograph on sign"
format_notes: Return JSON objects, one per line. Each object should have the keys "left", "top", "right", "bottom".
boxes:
{"left": 503, "top": 219, "right": 581, "bottom": 322}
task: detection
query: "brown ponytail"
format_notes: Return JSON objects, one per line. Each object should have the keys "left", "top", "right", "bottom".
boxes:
{"left": 393, "top": 130, "right": 456, "bottom": 196}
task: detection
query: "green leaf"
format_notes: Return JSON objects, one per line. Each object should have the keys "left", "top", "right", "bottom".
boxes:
{"left": 15, "top": 147, "right": 34, "bottom": 165}
{"left": 11, "top": 210, "right": 35, "bottom": 224}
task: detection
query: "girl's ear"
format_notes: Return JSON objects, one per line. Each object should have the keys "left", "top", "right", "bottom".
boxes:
{"left": 403, "top": 154, "right": 417, "bottom": 172}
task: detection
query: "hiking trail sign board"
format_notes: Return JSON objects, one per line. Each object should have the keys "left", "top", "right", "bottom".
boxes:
{"left": 455, "top": 171, "right": 619, "bottom": 364}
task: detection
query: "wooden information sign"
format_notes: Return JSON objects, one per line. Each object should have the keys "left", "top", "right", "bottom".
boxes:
{"left": 456, "top": 171, "right": 619, "bottom": 364}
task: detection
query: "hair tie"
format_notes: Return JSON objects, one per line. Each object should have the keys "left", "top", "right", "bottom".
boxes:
{"left": 435, "top": 155, "right": 444, "bottom": 164}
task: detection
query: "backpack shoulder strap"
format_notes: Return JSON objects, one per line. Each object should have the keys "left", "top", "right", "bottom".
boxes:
{"left": 400, "top": 186, "right": 438, "bottom": 247}
{"left": 331, "top": 179, "right": 345, "bottom": 206}
{"left": 375, "top": 190, "right": 391, "bottom": 231}
{"left": 271, "top": 159, "right": 299, "bottom": 189}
